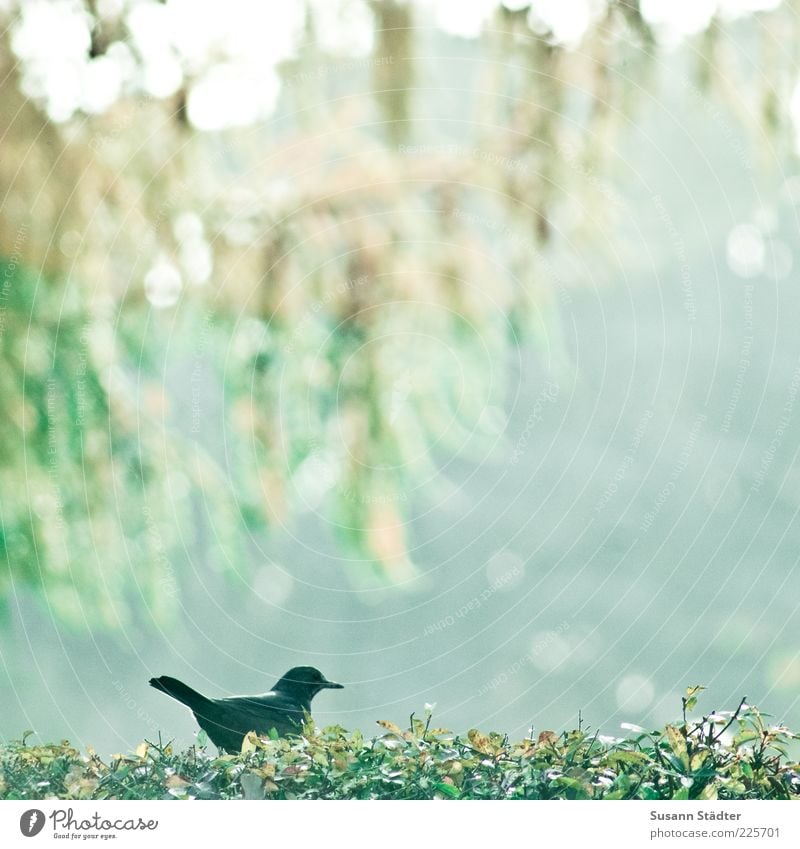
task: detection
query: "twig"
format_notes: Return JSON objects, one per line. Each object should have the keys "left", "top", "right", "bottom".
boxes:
{"left": 711, "top": 696, "right": 748, "bottom": 745}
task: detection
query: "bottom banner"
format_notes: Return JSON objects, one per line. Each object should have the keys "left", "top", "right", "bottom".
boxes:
{"left": 1, "top": 801, "right": 798, "bottom": 848}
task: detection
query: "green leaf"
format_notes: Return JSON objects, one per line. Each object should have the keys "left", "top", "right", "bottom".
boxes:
{"left": 665, "top": 725, "right": 689, "bottom": 770}
{"left": 608, "top": 750, "right": 650, "bottom": 766}
{"left": 240, "top": 732, "right": 259, "bottom": 753}
{"left": 240, "top": 772, "right": 265, "bottom": 800}
{"left": 698, "top": 783, "right": 717, "bottom": 800}
{"left": 733, "top": 730, "right": 759, "bottom": 747}
{"left": 435, "top": 781, "right": 460, "bottom": 798}
{"left": 551, "top": 777, "right": 591, "bottom": 799}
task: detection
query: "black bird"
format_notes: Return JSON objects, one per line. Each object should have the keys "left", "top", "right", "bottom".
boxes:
{"left": 149, "top": 666, "right": 343, "bottom": 752}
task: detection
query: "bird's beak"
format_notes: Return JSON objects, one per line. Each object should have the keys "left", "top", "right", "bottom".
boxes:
{"left": 321, "top": 679, "right": 344, "bottom": 689}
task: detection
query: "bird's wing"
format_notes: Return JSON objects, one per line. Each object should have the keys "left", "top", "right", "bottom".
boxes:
{"left": 223, "top": 691, "right": 308, "bottom": 712}
{"left": 215, "top": 693, "right": 305, "bottom": 732}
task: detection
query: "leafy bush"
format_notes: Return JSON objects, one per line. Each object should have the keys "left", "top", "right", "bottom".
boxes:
{"left": 2, "top": 690, "right": 798, "bottom": 800}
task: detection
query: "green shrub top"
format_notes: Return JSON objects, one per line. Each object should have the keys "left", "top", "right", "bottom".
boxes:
{"left": 2, "top": 690, "right": 799, "bottom": 800}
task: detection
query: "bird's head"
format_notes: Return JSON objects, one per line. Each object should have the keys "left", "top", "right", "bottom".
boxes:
{"left": 273, "top": 666, "right": 344, "bottom": 700}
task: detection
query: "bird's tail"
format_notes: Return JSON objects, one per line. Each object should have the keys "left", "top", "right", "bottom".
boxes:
{"left": 149, "top": 676, "right": 211, "bottom": 711}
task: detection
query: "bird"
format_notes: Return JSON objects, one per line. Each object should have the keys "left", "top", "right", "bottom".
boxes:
{"left": 149, "top": 666, "right": 343, "bottom": 752}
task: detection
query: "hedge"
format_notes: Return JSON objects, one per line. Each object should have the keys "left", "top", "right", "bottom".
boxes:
{"left": 2, "top": 689, "right": 798, "bottom": 800}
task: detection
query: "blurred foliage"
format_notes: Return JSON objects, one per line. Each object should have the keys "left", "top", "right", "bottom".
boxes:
{"left": 0, "top": 255, "right": 243, "bottom": 627}
{"left": 0, "top": 0, "right": 797, "bottom": 622}
{"left": 2, "top": 690, "right": 799, "bottom": 799}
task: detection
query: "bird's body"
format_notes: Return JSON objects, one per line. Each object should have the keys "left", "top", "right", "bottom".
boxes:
{"left": 149, "top": 666, "right": 343, "bottom": 752}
